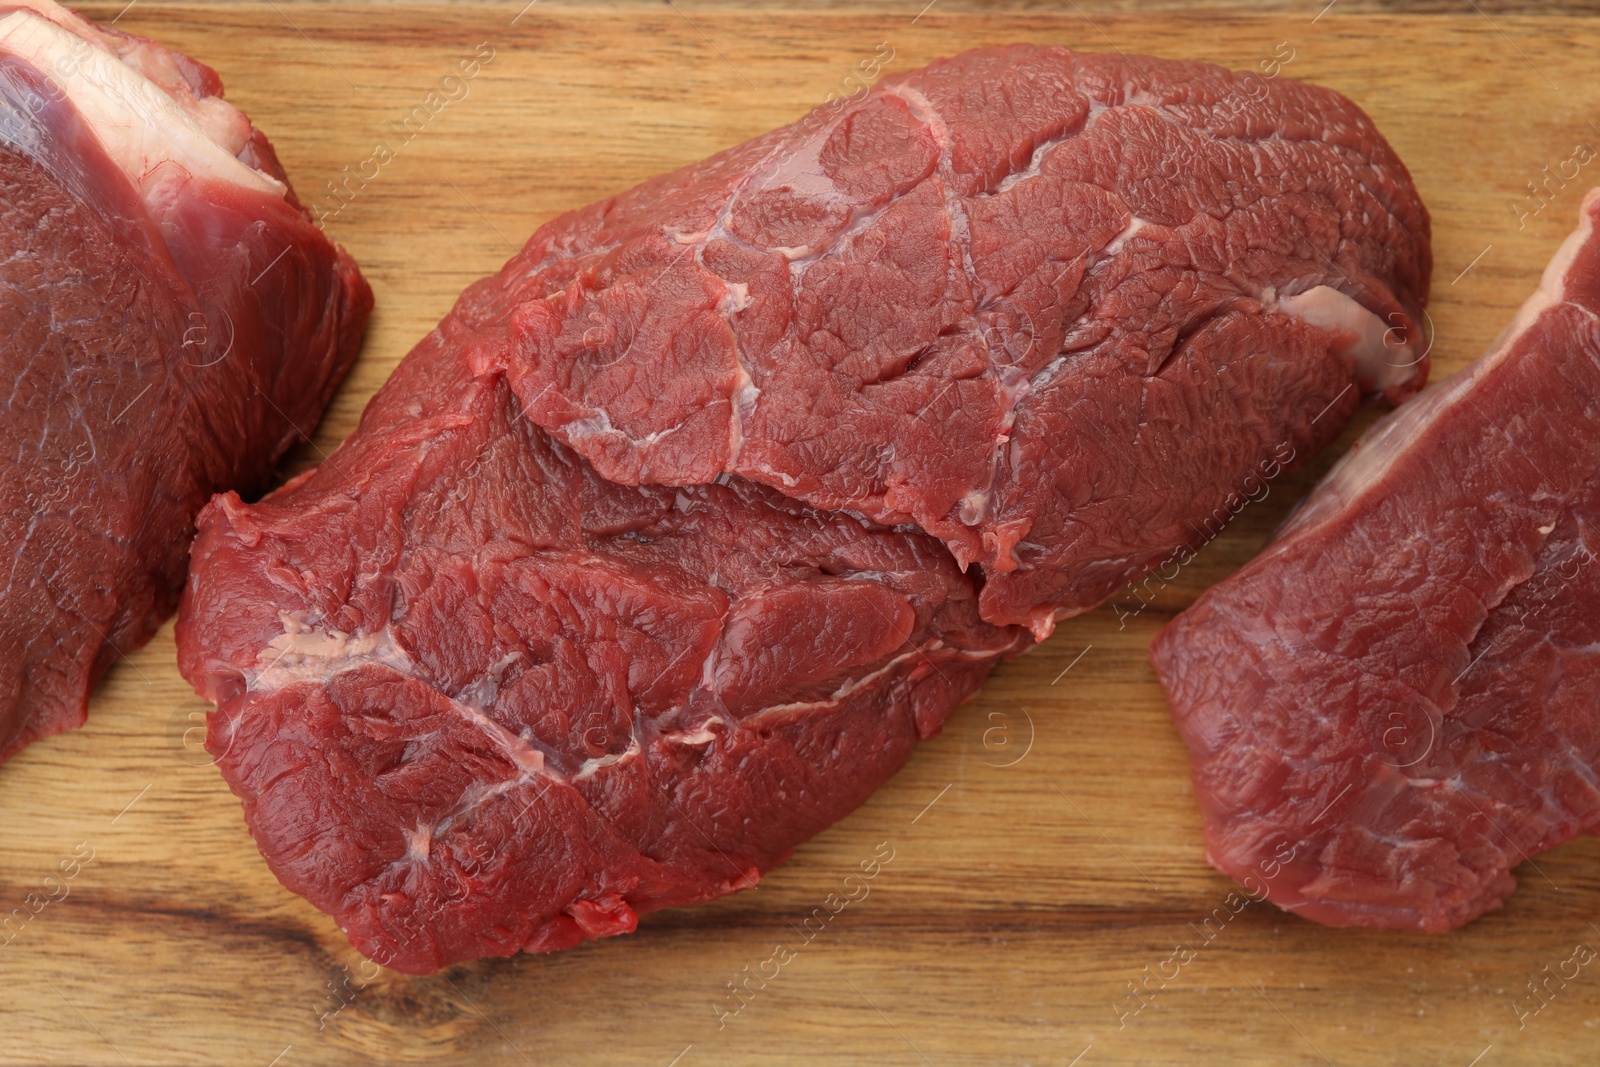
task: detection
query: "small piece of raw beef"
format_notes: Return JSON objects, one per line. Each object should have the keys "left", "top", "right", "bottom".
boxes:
{"left": 1152, "top": 191, "right": 1600, "bottom": 932}
{"left": 489, "top": 44, "right": 1432, "bottom": 638}
{"left": 0, "top": 0, "right": 370, "bottom": 761}
{"left": 177, "top": 45, "right": 1430, "bottom": 971}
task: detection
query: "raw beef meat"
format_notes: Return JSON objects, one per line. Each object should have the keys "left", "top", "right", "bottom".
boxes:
{"left": 176, "top": 45, "right": 1431, "bottom": 971}
{"left": 179, "top": 328, "right": 1024, "bottom": 973}
{"left": 491, "top": 44, "right": 1432, "bottom": 637}
{"left": 0, "top": 0, "right": 370, "bottom": 762}
{"left": 1152, "top": 191, "right": 1600, "bottom": 931}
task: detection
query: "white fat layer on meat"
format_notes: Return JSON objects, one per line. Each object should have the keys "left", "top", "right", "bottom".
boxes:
{"left": 8, "top": 0, "right": 251, "bottom": 155}
{"left": 573, "top": 735, "right": 642, "bottom": 780}
{"left": 744, "top": 640, "right": 1002, "bottom": 721}
{"left": 758, "top": 123, "right": 838, "bottom": 200}
{"left": 658, "top": 637, "right": 1007, "bottom": 751}
{"left": 248, "top": 613, "right": 564, "bottom": 787}
{"left": 566, "top": 408, "right": 675, "bottom": 450}
{"left": 1104, "top": 215, "right": 1149, "bottom": 255}
{"left": 249, "top": 613, "right": 411, "bottom": 692}
{"left": 403, "top": 822, "right": 433, "bottom": 863}
{"left": 883, "top": 82, "right": 950, "bottom": 155}
{"left": 660, "top": 721, "right": 721, "bottom": 746}
{"left": 958, "top": 489, "right": 989, "bottom": 525}
{"left": 992, "top": 136, "right": 1056, "bottom": 197}
{"left": 1275, "top": 193, "right": 1598, "bottom": 545}
{"left": 719, "top": 281, "right": 760, "bottom": 463}
{"left": 1270, "top": 284, "right": 1414, "bottom": 394}
{"left": 742, "top": 460, "right": 799, "bottom": 487}
{"left": 0, "top": 5, "right": 284, "bottom": 198}
{"left": 721, "top": 280, "right": 751, "bottom": 312}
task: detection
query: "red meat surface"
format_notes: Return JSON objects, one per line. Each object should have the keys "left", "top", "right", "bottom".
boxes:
{"left": 180, "top": 327, "right": 1023, "bottom": 972}
{"left": 0, "top": 0, "right": 370, "bottom": 762}
{"left": 1153, "top": 191, "right": 1600, "bottom": 931}
{"left": 489, "top": 44, "right": 1431, "bottom": 637}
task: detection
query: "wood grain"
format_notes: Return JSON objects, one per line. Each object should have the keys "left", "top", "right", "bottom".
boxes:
{"left": 4, "top": 4, "right": 1600, "bottom": 1064}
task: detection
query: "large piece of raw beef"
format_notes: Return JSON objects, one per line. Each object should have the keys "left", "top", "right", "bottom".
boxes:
{"left": 1152, "top": 192, "right": 1600, "bottom": 932}
{"left": 177, "top": 44, "right": 1431, "bottom": 972}
{"left": 0, "top": 0, "right": 370, "bottom": 762}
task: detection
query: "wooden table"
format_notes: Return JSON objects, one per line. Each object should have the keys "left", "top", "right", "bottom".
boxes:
{"left": 6, "top": 2, "right": 1600, "bottom": 1063}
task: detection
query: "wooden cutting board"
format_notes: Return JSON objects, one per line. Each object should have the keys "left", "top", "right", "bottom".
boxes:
{"left": 6, "top": 3, "right": 1600, "bottom": 1064}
